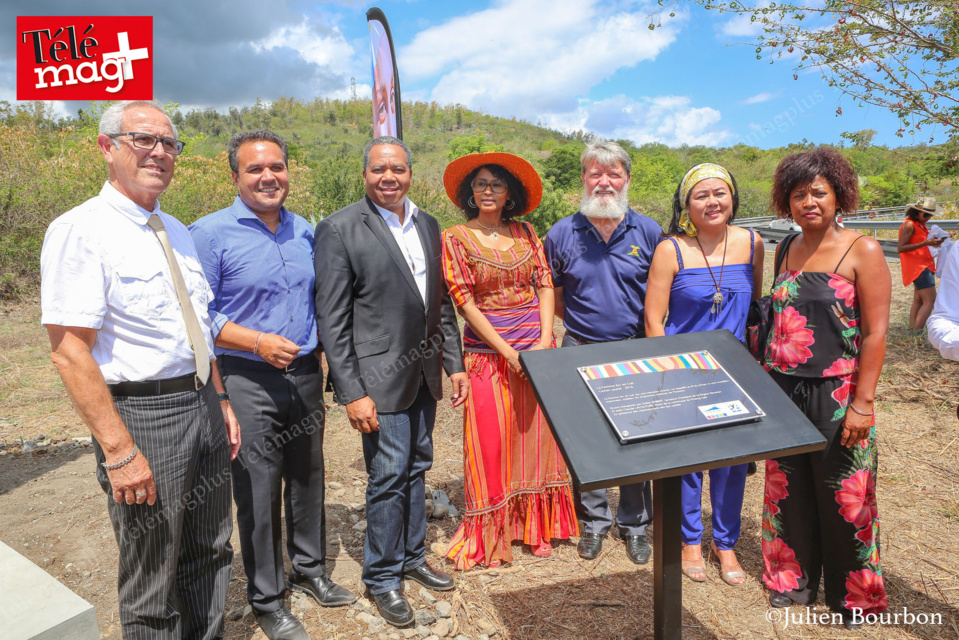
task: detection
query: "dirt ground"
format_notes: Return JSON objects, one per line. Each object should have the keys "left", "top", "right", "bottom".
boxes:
{"left": 2, "top": 255, "right": 959, "bottom": 640}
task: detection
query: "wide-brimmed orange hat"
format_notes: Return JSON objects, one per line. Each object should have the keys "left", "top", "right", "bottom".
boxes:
{"left": 443, "top": 152, "right": 543, "bottom": 216}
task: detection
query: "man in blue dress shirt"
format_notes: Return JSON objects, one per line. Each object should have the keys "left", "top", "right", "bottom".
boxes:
{"left": 190, "top": 130, "right": 355, "bottom": 640}
{"left": 544, "top": 140, "right": 663, "bottom": 566}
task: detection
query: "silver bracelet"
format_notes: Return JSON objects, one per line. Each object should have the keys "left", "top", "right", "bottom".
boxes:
{"left": 847, "top": 403, "right": 874, "bottom": 417}
{"left": 253, "top": 331, "right": 265, "bottom": 356}
{"left": 102, "top": 445, "right": 138, "bottom": 471}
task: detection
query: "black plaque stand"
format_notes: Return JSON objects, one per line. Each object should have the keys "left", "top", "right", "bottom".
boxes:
{"left": 521, "top": 330, "right": 826, "bottom": 640}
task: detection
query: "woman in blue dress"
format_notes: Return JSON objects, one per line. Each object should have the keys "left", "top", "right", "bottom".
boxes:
{"left": 645, "top": 163, "right": 764, "bottom": 586}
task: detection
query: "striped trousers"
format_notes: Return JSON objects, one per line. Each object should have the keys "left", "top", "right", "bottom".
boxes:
{"left": 93, "top": 384, "right": 234, "bottom": 640}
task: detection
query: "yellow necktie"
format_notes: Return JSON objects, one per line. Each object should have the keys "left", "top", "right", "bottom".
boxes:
{"left": 146, "top": 214, "right": 211, "bottom": 387}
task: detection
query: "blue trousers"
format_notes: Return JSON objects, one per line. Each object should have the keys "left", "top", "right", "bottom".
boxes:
{"left": 680, "top": 464, "right": 748, "bottom": 549}
{"left": 361, "top": 382, "right": 436, "bottom": 595}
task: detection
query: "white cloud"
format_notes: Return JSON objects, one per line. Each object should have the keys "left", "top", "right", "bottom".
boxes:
{"left": 542, "top": 94, "right": 731, "bottom": 147}
{"left": 393, "top": 0, "right": 732, "bottom": 146}
{"left": 718, "top": 12, "right": 765, "bottom": 38}
{"left": 741, "top": 91, "right": 778, "bottom": 104}
{"left": 253, "top": 23, "right": 353, "bottom": 68}
{"left": 250, "top": 21, "right": 358, "bottom": 100}
{"left": 400, "top": 0, "right": 686, "bottom": 118}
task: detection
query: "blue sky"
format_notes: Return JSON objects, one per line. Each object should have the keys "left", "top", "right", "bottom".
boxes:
{"left": 0, "top": 0, "right": 940, "bottom": 149}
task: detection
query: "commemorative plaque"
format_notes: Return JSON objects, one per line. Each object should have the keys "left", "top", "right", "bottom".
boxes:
{"left": 579, "top": 350, "right": 764, "bottom": 443}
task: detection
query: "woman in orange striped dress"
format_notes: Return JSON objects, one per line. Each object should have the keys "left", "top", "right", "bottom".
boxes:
{"left": 440, "top": 152, "right": 578, "bottom": 570}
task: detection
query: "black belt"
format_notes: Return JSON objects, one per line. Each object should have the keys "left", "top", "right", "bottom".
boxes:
{"left": 567, "top": 329, "right": 645, "bottom": 345}
{"left": 109, "top": 372, "right": 200, "bottom": 397}
{"left": 219, "top": 353, "right": 318, "bottom": 374}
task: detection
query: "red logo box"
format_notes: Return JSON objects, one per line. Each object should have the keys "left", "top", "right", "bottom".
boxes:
{"left": 17, "top": 16, "right": 153, "bottom": 100}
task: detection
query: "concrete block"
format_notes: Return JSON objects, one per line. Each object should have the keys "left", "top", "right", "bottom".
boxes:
{"left": 0, "top": 540, "right": 98, "bottom": 640}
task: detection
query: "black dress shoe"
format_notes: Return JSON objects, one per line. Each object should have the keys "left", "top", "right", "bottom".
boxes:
{"left": 373, "top": 589, "right": 414, "bottom": 627}
{"left": 255, "top": 607, "right": 309, "bottom": 640}
{"left": 768, "top": 591, "right": 793, "bottom": 608}
{"left": 577, "top": 532, "right": 604, "bottom": 559}
{"left": 288, "top": 569, "right": 357, "bottom": 607}
{"left": 747, "top": 461, "right": 758, "bottom": 476}
{"left": 624, "top": 534, "right": 652, "bottom": 565}
{"left": 576, "top": 533, "right": 604, "bottom": 560}
{"left": 403, "top": 562, "right": 455, "bottom": 591}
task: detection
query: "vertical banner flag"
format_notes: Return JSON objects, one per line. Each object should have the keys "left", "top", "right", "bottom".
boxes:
{"left": 366, "top": 8, "right": 402, "bottom": 140}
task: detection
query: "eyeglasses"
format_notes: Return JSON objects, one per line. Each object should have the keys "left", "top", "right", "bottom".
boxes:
{"left": 109, "top": 132, "right": 185, "bottom": 155}
{"left": 922, "top": 212, "right": 934, "bottom": 218}
{"left": 471, "top": 178, "right": 507, "bottom": 194}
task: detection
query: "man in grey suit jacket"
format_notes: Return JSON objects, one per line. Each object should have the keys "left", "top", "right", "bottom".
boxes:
{"left": 314, "top": 137, "right": 469, "bottom": 628}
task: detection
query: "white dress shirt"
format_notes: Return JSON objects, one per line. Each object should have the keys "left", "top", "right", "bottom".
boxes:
{"left": 40, "top": 182, "right": 217, "bottom": 384}
{"left": 372, "top": 198, "right": 427, "bottom": 303}
{"left": 928, "top": 241, "right": 959, "bottom": 361}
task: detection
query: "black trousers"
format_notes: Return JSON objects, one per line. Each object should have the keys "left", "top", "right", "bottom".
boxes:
{"left": 219, "top": 355, "right": 326, "bottom": 614}
{"left": 95, "top": 383, "right": 233, "bottom": 640}
{"left": 763, "top": 371, "right": 885, "bottom": 614}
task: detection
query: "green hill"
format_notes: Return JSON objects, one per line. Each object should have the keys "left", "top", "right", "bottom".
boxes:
{"left": 0, "top": 96, "right": 955, "bottom": 298}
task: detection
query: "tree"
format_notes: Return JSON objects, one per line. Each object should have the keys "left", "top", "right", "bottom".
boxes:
{"left": 525, "top": 178, "right": 577, "bottom": 238}
{"left": 840, "top": 129, "right": 878, "bottom": 150}
{"left": 541, "top": 146, "right": 582, "bottom": 191}
{"left": 447, "top": 134, "right": 504, "bottom": 160}
{"left": 657, "top": 0, "right": 958, "bottom": 138}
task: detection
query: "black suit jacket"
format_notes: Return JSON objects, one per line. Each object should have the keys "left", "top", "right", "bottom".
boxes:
{"left": 314, "top": 197, "right": 465, "bottom": 413}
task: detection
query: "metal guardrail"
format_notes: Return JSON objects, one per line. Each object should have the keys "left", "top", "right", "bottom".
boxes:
{"left": 737, "top": 201, "right": 955, "bottom": 228}
{"left": 760, "top": 228, "right": 900, "bottom": 258}
{"left": 845, "top": 220, "right": 959, "bottom": 230}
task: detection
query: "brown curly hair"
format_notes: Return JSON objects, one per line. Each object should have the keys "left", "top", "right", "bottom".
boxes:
{"left": 770, "top": 147, "right": 859, "bottom": 218}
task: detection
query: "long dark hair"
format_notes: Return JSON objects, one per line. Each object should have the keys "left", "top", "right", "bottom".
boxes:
{"left": 455, "top": 164, "right": 528, "bottom": 221}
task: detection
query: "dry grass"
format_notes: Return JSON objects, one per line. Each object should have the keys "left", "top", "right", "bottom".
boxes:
{"left": 0, "top": 299, "right": 79, "bottom": 444}
{"left": 3, "top": 252, "right": 959, "bottom": 638}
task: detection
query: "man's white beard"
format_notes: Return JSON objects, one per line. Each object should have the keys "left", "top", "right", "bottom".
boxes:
{"left": 580, "top": 186, "right": 629, "bottom": 220}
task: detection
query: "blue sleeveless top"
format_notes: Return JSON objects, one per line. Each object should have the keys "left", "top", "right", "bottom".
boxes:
{"left": 664, "top": 231, "right": 756, "bottom": 342}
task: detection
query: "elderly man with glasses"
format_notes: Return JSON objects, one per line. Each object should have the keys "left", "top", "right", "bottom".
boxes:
{"left": 40, "top": 99, "right": 240, "bottom": 640}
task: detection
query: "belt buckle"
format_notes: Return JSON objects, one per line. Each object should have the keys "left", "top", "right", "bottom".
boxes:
{"left": 285, "top": 356, "right": 303, "bottom": 374}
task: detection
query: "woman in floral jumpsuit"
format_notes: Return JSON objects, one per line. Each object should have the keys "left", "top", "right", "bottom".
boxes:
{"left": 761, "top": 147, "right": 890, "bottom": 629}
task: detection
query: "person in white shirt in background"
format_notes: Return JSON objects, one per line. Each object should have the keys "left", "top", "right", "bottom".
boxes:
{"left": 927, "top": 240, "right": 959, "bottom": 363}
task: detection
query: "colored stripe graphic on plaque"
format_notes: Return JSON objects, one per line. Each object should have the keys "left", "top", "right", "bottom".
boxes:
{"left": 582, "top": 351, "right": 719, "bottom": 379}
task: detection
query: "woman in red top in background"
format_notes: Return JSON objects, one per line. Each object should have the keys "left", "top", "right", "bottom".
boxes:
{"left": 897, "top": 197, "right": 943, "bottom": 332}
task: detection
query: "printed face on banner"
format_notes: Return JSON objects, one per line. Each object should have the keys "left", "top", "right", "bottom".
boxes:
{"left": 17, "top": 16, "right": 153, "bottom": 100}
{"left": 369, "top": 20, "right": 397, "bottom": 138}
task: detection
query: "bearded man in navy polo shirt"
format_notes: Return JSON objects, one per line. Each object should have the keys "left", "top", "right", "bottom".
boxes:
{"left": 190, "top": 130, "right": 355, "bottom": 640}
{"left": 543, "top": 140, "right": 663, "bottom": 565}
